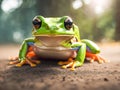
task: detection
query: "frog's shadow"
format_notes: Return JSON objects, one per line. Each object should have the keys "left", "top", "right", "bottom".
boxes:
{"left": 1, "top": 60, "right": 59, "bottom": 83}
{"left": 5, "top": 59, "right": 91, "bottom": 81}
{"left": 3, "top": 58, "right": 96, "bottom": 84}
{"left": 8, "top": 58, "right": 90, "bottom": 74}
{"left": 6, "top": 59, "right": 62, "bottom": 76}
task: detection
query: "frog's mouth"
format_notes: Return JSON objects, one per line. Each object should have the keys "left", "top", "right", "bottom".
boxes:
{"left": 35, "top": 35, "right": 74, "bottom": 47}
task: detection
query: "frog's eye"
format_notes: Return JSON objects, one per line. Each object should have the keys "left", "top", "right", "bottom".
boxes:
{"left": 64, "top": 17, "right": 73, "bottom": 30}
{"left": 32, "top": 18, "right": 42, "bottom": 29}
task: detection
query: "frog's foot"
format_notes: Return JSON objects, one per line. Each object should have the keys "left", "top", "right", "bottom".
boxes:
{"left": 16, "top": 58, "right": 40, "bottom": 67}
{"left": 9, "top": 56, "right": 19, "bottom": 64}
{"left": 9, "top": 56, "right": 18, "bottom": 61}
{"left": 97, "top": 56, "right": 109, "bottom": 64}
{"left": 16, "top": 50, "right": 40, "bottom": 67}
{"left": 9, "top": 60, "right": 19, "bottom": 64}
{"left": 9, "top": 57, "right": 40, "bottom": 67}
{"left": 86, "top": 52, "right": 109, "bottom": 64}
{"left": 58, "top": 58, "right": 77, "bottom": 71}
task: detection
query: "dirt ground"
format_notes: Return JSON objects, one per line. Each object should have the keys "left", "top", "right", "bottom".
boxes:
{"left": 0, "top": 42, "right": 120, "bottom": 90}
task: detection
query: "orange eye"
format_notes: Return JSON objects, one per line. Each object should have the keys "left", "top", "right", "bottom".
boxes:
{"left": 64, "top": 17, "right": 73, "bottom": 30}
{"left": 32, "top": 17, "right": 42, "bottom": 29}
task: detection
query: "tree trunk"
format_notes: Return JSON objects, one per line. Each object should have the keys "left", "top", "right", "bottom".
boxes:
{"left": 36, "top": 0, "right": 72, "bottom": 17}
{"left": 115, "top": 0, "right": 120, "bottom": 41}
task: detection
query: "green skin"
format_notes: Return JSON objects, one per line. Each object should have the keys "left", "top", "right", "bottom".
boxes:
{"left": 19, "top": 16, "right": 100, "bottom": 67}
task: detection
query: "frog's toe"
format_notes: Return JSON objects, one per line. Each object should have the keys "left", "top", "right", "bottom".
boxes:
{"left": 30, "top": 60, "right": 41, "bottom": 64}
{"left": 16, "top": 63, "right": 23, "bottom": 67}
{"left": 9, "top": 56, "right": 18, "bottom": 61}
{"left": 98, "top": 59, "right": 104, "bottom": 64}
{"left": 30, "top": 63, "right": 37, "bottom": 67}
{"left": 70, "top": 67, "right": 75, "bottom": 71}
{"left": 58, "top": 61, "right": 70, "bottom": 65}
{"left": 26, "top": 59, "right": 37, "bottom": 67}
{"left": 101, "top": 58, "right": 110, "bottom": 63}
{"left": 61, "top": 62, "right": 73, "bottom": 69}
{"left": 104, "top": 59, "right": 110, "bottom": 63}
{"left": 86, "top": 57, "right": 95, "bottom": 63}
{"left": 58, "top": 58, "right": 73, "bottom": 65}
{"left": 15, "top": 60, "right": 26, "bottom": 67}
{"left": 13, "top": 58, "right": 40, "bottom": 67}
{"left": 97, "top": 56, "right": 109, "bottom": 64}
{"left": 97, "top": 59, "right": 109, "bottom": 64}
{"left": 61, "top": 61, "right": 76, "bottom": 71}
{"left": 90, "top": 59, "right": 94, "bottom": 63}
{"left": 86, "top": 58, "right": 94, "bottom": 63}
{"left": 9, "top": 56, "right": 20, "bottom": 65}
{"left": 9, "top": 60, "right": 19, "bottom": 65}
{"left": 59, "top": 58, "right": 76, "bottom": 71}
{"left": 70, "top": 62, "right": 76, "bottom": 71}
{"left": 61, "top": 65, "right": 67, "bottom": 69}
{"left": 58, "top": 61, "right": 64, "bottom": 65}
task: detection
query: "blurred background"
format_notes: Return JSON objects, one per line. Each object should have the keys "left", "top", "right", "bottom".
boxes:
{"left": 0, "top": 0, "right": 120, "bottom": 44}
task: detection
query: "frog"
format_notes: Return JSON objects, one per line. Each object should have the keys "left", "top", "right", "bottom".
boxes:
{"left": 9, "top": 15, "right": 107, "bottom": 70}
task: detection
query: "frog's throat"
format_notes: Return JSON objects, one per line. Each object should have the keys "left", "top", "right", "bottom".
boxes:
{"left": 34, "top": 35, "right": 74, "bottom": 47}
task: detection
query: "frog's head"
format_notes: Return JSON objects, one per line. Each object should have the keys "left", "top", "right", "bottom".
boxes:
{"left": 32, "top": 16, "right": 79, "bottom": 47}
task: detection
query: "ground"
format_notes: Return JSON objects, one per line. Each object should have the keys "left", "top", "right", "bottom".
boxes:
{"left": 0, "top": 42, "right": 120, "bottom": 90}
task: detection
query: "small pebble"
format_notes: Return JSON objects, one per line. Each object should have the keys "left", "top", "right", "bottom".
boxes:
{"left": 62, "top": 76, "right": 66, "bottom": 81}
{"left": 104, "top": 78, "right": 109, "bottom": 81}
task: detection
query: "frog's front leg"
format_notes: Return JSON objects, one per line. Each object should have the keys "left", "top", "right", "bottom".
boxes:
{"left": 58, "top": 43, "right": 86, "bottom": 71}
{"left": 9, "top": 38, "right": 40, "bottom": 67}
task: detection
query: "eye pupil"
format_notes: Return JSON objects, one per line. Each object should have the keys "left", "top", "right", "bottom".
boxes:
{"left": 64, "top": 17, "right": 73, "bottom": 30}
{"left": 33, "top": 19, "right": 41, "bottom": 25}
{"left": 32, "top": 18, "right": 42, "bottom": 29}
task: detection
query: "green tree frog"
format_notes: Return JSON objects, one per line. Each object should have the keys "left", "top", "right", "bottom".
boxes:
{"left": 9, "top": 16, "right": 107, "bottom": 70}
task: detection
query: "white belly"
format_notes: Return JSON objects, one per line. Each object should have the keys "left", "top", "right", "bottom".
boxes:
{"left": 33, "top": 45, "right": 74, "bottom": 60}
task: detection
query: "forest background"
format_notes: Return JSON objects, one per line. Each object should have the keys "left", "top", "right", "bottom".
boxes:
{"left": 0, "top": 0, "right": 120, "bottom": 44}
